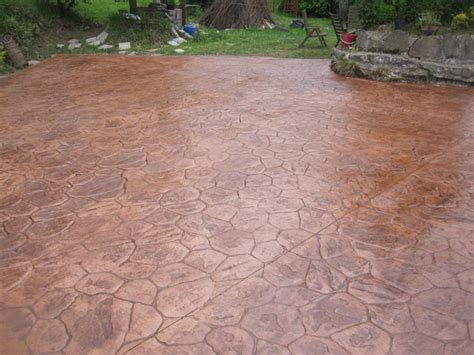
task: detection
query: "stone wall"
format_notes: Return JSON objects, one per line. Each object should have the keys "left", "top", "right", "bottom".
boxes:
{"left": 331, "top": 30, "right": 474, "bottom": 85}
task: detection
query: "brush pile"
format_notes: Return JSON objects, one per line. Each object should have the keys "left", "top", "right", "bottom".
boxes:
{"left": 202, "top": 0, "right": 274, "bottom": 29}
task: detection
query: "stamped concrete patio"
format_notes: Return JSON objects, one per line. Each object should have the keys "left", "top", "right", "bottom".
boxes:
{"left": 0, "top": 55, "right": 473, "bottom": 354}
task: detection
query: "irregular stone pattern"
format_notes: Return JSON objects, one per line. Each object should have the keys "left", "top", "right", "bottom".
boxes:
{"left": 0, "top": 55, "right": 473, "bottom": 354}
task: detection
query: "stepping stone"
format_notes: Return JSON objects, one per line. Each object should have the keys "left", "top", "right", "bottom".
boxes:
{"left": 97, "top": 31, "right": 109, "bottom": 44}
{"left": 98, "top": 44, "right": 114, "bottom": 50}
{"left": 67, "top": 39, "right": 79, "bottom": 44}
{"left": 85, "top": 36, "right": 97, "bottom": 43}
{"left": 174, "top": 37, "right": 186, "bottom": 44}
{"left": 68, "top": 43, "right": 82, "bottom": 50}
{"left": 118, "top": 42, "right": 131, "bottom": 50}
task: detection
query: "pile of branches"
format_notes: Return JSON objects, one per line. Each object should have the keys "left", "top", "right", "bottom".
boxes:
{"left": 202, "top": 0, "right": 274, "bottom": 29}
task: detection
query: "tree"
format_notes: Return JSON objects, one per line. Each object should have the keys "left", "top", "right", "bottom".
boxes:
{"left": 339, "top": 0, "right": 349, "bottom": 20}
{"left": 129, "top": 0, "right": 138, "bottom": 14}
{"left": 202, "top": 0, "right": 273, "bottom": 29}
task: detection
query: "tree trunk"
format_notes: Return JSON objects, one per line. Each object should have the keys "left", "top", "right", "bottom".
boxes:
{"left": 339, "top": 0, "right": 349, "bottom": 20}
{"left": 129, "top": 0, "right": 138, "bottom": 14}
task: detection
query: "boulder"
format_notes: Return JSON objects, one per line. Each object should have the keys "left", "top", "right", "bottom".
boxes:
{"left": 441, "top": 34, "right": 474, "bottom": 61}
{"left": 357, "top": 31, "right": 390, "bottom": 52}
{"left": 408, "top": 36, "right": 441, "bottom": 60}
{"left": 383, "top": 30, "right": 417, "bottom": 54}
{"left": 118, "top": 42, "right": 131, "bottom": 50}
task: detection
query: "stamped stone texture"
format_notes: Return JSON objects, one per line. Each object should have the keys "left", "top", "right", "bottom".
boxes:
{"left": 301, "top": 293, "right": 368, "bottom": 337}
{"left": 115, "top": 279, "right": 157, "bottom": 304}
{"left": 33, "top": 288, "right": 78, "bottom": 319}
{"left": 125, "top": 304, "right": 163, "bottom": 342}
{"left": 241, "top": 303, "right": 305, "bottom": 346}
{"left": 1, "top": 55, "right": 473, "bottom": 354}
{"left": 26, "top": 319, "right": 69, "bottom": 353}
{"left": 75, "top": 272, "right": 124, "bottom": 295}
{"left": 156, "top": 277, "right": 214, "bottom": 317}
{"left": 206, "top": 327, "right": 254, "bottom": 354}
{"left": 331, "top": 323, "right": 391, "bottom": 355}
{"left": 61, "top": 294, "right": 132, "bottom": 354}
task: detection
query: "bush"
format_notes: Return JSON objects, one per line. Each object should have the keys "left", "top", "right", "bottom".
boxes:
{"left": 355, "top": 0, "right": 474, "bottom": 29}
{"left": 418, "top": 11, "right": 442, "bottom": 26}
{"left": 451, "top": 12, "right": 469, "bottom": 28}
{"left": 0, "top": 45, "right": 6, "bottom": 65}
{"left": 355, "top": 0, "right": 395, "bottom": 29}
{"left": 299, "top": 0, "right": 336, "bottom": 17}
{"left": 400, "top": 0, "right": 473, "bottom": 24}
{"left": 0, "top": 4, "right": 40, "bottom": 47}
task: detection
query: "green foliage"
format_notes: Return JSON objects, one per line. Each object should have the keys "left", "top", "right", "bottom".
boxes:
{"left": 400, "top": 0, "right": 473, "bottom": 24}
{"left": 451, "top": 12, "right": 469, "bottom": 28}
{"left": 0, "top": 45, "right": 6, "bottom": 64}
{"left": 355, "top": 0, "right": 379, "bottom": 29}
{"left": 0, "top": 3, "right": 40, "bottom": 46}
{"left": 418, "top": 11, "right": 441, "bottom": 26}
{"left": 355, "top": 0, "right": 473, "bottom": 28}
{"left": 107, "top": 9, "right": 171, "bottom": 46}
{"left": 299, "top": 0, "right": 335, "bottom": 17}
{"left": 56, "top": 0, "right": 78, "bottom": 12}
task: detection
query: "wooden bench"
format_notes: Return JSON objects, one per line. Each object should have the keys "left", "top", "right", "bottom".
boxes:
{"left": 299, "top": 10, "right": 328, "bottom": 48}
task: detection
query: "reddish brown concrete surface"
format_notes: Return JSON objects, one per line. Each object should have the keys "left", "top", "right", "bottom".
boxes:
{"left": 0, "top": 55, "right": 473, "bottom": 354}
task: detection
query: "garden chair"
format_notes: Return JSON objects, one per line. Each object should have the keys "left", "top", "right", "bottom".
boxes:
{"left": 329, "top": 12, "right": 344, "bottom": 47}
{"left": 299, "top": 10, "right": 328, "bottom": 48}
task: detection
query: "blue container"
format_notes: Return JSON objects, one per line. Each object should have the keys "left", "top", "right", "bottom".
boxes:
{"left": 183, "top": 24, "right": 197, "bottom": 37}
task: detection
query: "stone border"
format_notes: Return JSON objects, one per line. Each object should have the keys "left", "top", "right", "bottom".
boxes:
{"left": 331, "top": 30, "right": 474, "bottom": 86}
{"left": 331, "top": 48, "right": 473, "bottom": 85}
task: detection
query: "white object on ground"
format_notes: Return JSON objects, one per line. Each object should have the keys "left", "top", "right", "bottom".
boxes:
{"left": 174, "top": 48, "right": 185, "bottom": 54}
{"left": 167, "top": 40, "right": 179, "bottom": 46}
{"left": 118, "top": 42, "right": 131, "bottom": 50}
{"left": 174, "top": 37, "right": 186, "bottom": 44}
{"left": 97, "top": 31, "right": 109, "bottom": 44}
{"left": 86, "top": 36, "right": 97, "bottom": 44}
{"left": 68, "top": 43, "right": 82, "bottom": 50}
{"left": 68, "top": 39, "right": 80, "bottom": 44}
{"left": 98, "top": 44, "right": 114, "bottom": 50}
{"left": 56, "top": 44, "right": 65, "bottom": 48}
{"left": 28, "top": 60, "right": 40, "bottom": 66}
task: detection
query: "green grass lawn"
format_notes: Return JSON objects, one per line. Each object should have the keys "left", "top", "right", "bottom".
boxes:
{"left": 73, "top": 2, "right": 336, "bottom": 59}
{"left": 1, "top": 0, "right": 336, "bottom": 75}
{"left": 75, "top": 0, "right": 150, "bottom": 23}
{"left": 162, "top": 14, "right": 336, "bottom": 59}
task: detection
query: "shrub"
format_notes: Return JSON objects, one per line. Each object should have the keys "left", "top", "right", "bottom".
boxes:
{"left": 418, "top": 11, "right": 442, "bottom": 26}
{"left": 355, "top": 0, "right": 395, "bottom": 29}
{"left": 0, "top": 45, "right": 6, "bottom": 65}
{"left": 299, "top": 0, "right": 336, "bottom": 17}
{"left": 355, "top": 0, "right": 473, "bottom": 28}
{"left": 451, "top": 12, "right": 470, "bottom": 29}
{"left": 0, "top": 4, "right": 39, "bottom": 47}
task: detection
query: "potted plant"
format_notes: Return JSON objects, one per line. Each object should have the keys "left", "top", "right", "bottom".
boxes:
{"left": 167, "top": 0, "right": 180, "bottom": 10}
{"left": 418, "top": 11, "right": 441, "bottom": 35}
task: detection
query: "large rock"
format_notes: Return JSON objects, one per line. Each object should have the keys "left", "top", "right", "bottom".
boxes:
{"left": 357, "top": 31, "right": 390, "bottom": 52}
{"left": 383, "top": 30, "right": 417, "bottom": 54}
{"left": 440, "top": 34, "right": 474, "bottom": 61}
{"left": 408, "top": 36, "right": 442, "bottom": 60}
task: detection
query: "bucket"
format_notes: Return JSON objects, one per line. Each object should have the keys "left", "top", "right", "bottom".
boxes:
{"left": 341, "top": 32, "right": 357, "bottom": 49}
{"left": 2, "top": 35, "right": 26, "bottom": 69}
{"left": 183, "top": 24, "right": 197, "bottom": 37}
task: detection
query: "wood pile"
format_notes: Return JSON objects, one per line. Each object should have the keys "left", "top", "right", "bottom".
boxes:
{"left": 202, "top": 0, "right": 274, "bottom": 29}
